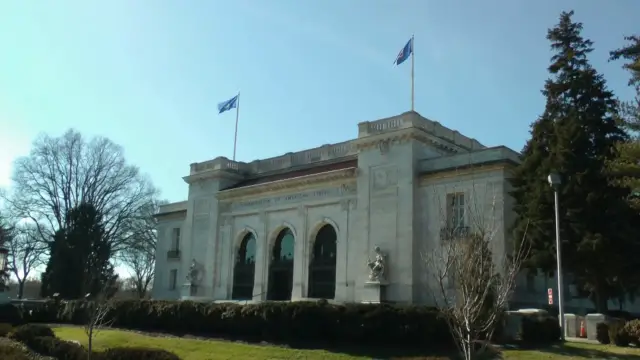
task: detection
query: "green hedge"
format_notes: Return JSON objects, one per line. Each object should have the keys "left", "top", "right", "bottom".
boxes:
{"left": 519, "top": 313, "right": 561, "bottom": 344}
{"left": 16, "top": 300, "right": 451, "bottom": 348}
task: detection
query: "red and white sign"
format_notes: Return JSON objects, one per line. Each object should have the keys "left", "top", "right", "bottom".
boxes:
{"left": 548, "top": 288, "right": 553, "bottom": 305}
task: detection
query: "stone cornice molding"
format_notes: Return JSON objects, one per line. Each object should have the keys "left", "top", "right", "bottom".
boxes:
{"left": 355, "top": 127, "right": 463, "bottom": 154}
{"left": 217, "top": 167, "right": 358, "bottom": 200}
{"left": 183, "top": 169, "right": 245, "bottom": 185}
{"left": 418, "top": 162, "right": 514, "bottom": 185}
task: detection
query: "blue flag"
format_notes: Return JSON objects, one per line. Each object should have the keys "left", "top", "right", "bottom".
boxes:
{"left": 393, "top": 38, "right": 413, "bottom": 66}
{"left": 217, "top": 94, "right": 239, "bottom": 114}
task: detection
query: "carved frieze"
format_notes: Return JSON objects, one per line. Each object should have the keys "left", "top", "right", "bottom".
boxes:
{"left": 229, "top": 184, "right": 356, "bottom": 212}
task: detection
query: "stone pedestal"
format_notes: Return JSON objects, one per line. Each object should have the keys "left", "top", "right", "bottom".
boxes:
{"left": 180, "top": 282, "right": 197, "bottom": 300}
{"left": 361, "top": 281, "right": 388, "bottom": 304}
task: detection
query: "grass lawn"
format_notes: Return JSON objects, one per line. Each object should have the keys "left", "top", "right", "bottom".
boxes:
{"left": 53, "top": 327, "right": 640, "bottom": 360}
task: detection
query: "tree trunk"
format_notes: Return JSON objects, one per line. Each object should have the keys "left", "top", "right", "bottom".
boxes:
{"left": 17, "top": 280, "right": 25, "bottom": 299}
{"left": 593, "top": 287, "right": 609, "bottom": 313}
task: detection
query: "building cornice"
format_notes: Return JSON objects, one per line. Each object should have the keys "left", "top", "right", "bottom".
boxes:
{"left": 154, "top": 210, "right": 187, "bottom": 220}
{"left": 217, "top": 167, "right": 358, "bottom": 200}
{"left": 183, "top": 169, "right": 245, "bottom": 185}
{"left": 418, "top": 161, "right": 516, "bottom": 184}
{"left": 355, "top": 127, "right": 462, "bottom": 154}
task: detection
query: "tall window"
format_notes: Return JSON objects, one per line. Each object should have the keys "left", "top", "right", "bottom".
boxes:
{"left": 169, "top": 269, "right": 178, "bottom": 290}
{"left": 308, "top": 225, "right": 337, "bottom": 299}
{"left": 171, "top": 228, "right": 181, "bottom": 250}
{"left": 446, "top": 193, "right": 465, "bottom": 228}
{"left": 267, "top": 228, "right": 295, "bottom": 301}
{"left": 232, "top": 233, "right": 257, "bottom": 300}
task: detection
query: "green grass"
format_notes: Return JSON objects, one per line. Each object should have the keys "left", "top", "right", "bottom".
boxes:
{"left": 53, "top": 327, "right": 640, "bottom": 360}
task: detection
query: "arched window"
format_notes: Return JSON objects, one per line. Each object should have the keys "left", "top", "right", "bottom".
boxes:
{"left": 267, "top": 228, "right": 295, "bottom": 300}
{"left": 308, "top": 224, "right": 337, "bottom": 299}
{"left": 232, "top": 232, "right": 256, "bottom": 300}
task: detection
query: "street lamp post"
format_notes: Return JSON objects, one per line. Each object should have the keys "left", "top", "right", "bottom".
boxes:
{"left": 548, "top": 172, "right": 565, "bottom": 341}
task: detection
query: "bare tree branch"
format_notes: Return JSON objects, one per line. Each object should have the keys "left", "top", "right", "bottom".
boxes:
{"left": 6, "top": 224, "right": 47, "bottom": 299}
{"left": 1, "top": 129, "right": 159, "bottom": 253}
{"left": 84, "top": 289, "right": 114, "bottom": 359}
{"left": 117, "top": 199, "right": 165, "bottom": 298}
{"left": 422, "top": 175, "right": 530, "bottom": 360}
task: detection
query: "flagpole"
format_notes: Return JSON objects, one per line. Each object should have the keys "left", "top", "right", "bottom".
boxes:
{"left": 232, "top": 93, "right": 240, "bottom": 161}
{"left": 411, "top": 34, "right": 415, "bottom": 112}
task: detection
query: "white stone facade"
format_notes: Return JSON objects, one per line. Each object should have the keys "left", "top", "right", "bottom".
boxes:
{"left": 152, "top": 111, "right": 523, "bottom": 305}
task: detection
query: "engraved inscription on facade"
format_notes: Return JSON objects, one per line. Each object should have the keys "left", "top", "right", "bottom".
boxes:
{"left": 372, "top": 166, "right": 398, "bottom": 190}
{"left": 227, "top": 185, "right": 356, "bottom": 212}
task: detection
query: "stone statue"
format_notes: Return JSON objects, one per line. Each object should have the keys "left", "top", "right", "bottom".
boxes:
{"left": 186, "top": 259, "right": 199, "bottom": 284}
{"left": 367, "top": 246, "right": 386, "bottom": 282}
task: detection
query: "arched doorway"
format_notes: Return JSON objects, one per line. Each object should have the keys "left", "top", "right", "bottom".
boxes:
{"left": 231, "top": 232, "right": 256, "bottom": 300}
{"left": 267, "top": 228, "right": 295, "bottom": 300}
{"left": 308, "top": 224, "right": 337, "bottom": 299}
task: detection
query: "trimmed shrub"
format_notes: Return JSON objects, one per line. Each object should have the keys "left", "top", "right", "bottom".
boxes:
{"left": 0, "top": 323, "right": 13, "bottom": 337}
{"left": 8, "top": 324, "right": 55, "bottom": 343}
{"left": 608, "top": 319, "right": 630, "bottom": 347}
{"left": 0, "top": 343, "right": 31, "bottom": 360}
{"left": 596, "top": 322, "right": 610, "bottom": 344}
{"left": 0, "top": 304, "right": 24, "bottom": 326}
{"left": 25, "top": 300, "right": 452, "bottom": 348}
{"left": 519, "top": 313, "right": 561, "bottom": 344}
{"left": 98, "top": 347, "right": 181, "bottom": 360}
{"left": 24, "top": 336, "right": 87, "bottom": 360}
{"left": 622, "top": 319, "right": 640, "bottom": 346}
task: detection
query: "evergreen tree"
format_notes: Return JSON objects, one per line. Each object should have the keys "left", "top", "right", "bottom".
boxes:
{"left": 41, "top": 203, "right": 118, "bottom": 299}
{"left": 608, "top": 35, "right": 640, "bottom": 210}
{"left": 510, "top": 11, "right": 640, "bottom": 312}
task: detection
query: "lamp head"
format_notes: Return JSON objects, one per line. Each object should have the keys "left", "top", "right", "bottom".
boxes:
{"left": 548, "top": 173, "right": 561, "bottom": 188}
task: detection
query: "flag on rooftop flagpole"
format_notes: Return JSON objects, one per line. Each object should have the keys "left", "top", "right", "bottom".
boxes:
{"left": 393, "top": 37, "right": 413, "bottom": 66}
{"left": 217, "top": 94, "right": 239, "bottom": 114}
{"left": 393, "top": 36, "right": 415, "bottom": 111}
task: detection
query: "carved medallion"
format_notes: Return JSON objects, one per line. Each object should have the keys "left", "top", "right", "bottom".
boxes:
{"left": 372, "top": 166, "right": 398, "bottom": 190}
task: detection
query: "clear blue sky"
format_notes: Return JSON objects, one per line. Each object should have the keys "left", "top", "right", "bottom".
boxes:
{"left": 1, "top": 0, "right": 638, "bottom": 204}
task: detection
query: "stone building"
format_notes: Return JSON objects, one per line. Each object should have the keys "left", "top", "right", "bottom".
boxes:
{"left": 152, "top": 111, "right": 522, "bottom": 304}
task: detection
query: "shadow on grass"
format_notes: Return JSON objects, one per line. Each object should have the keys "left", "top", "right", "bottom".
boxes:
{"left": 513, "top": 342, "right": 639, "bottom": 360}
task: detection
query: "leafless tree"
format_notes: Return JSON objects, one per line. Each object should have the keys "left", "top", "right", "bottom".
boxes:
{"left": 1, "top": 129, "right": 159, "bottom": 254}
{"left": 84, "top": 290, "right": 114, "bottom": 359}
{"left": 422, "top": 180, "right": 530, "bottom": 360}
{"left": 120, "top": 248, "right": 154, "bottom": 299}
{"left": 7, "top": 224, "right": 47, "bottom": 299}
{"left": 117, "top": 199, "right": 165, "bottom": 298}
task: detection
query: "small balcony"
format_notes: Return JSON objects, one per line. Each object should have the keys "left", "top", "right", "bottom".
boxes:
{"left": 167, "top": 249, "right": 181, "bottom": 260}
{"left": 439, "top": 226, "right": 470, "bottom": 241}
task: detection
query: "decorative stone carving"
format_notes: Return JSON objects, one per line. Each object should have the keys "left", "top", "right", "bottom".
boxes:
{"left": 378, "top": 139, "right": 390, "bottom": 154}
{"left": 259, "top": 210, "right": 267, "bottom": 223}
{"left": 194, "top": 198, "right": 210, "bottom": 215}
{"left": 372, "top": 166, "right": 398, "bottom": 190}
{"left": 340, "top": 183, "right": 356, "bottom": 195}
{"left": 350, "top": 199, "right": 358, "bottom": 210}
{"left": 367, "top": 246, "right": 386, "bottom": 282}
{"left": 340, "top": 199, "right": 350, "bottom": 211}
{"left": 297, "top": 205, "right": 306, "bottom": 217}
